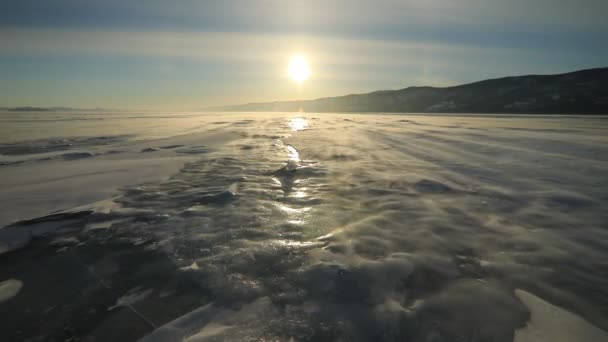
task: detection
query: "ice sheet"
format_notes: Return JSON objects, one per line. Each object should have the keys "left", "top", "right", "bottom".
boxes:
{"left": 1, "top": 111, "right": 607, "bottom": 341}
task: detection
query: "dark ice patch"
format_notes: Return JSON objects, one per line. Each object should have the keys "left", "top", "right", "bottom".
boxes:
{"left": 396, "top": 119, "right": 419, "bottom": 124}
{"left": 175, "top": 146, "right": 209, "bottom": 154}
{"left": 197, "top": 189, "right": 237, "bottom": 206}
{"left": 252, "top": 134, "right": 283, "bottom": 139}
{"left": 159, "top": 144, "right": 185, "bottom": 149}
{"left": 503, "top": 127, "right": 581, "bottom": 133}
{"left": 330, "top": 153, "right": 357, "bottom": 161}
{"left": 0, "top": 229, "right": 210, "bottom": 342}
{"left": 414, "top": 179, "right": 453, "bottom": 193}
{"left": 62, "top": 152, "right": 95, "bottom": 160}
{"left": 409, "top": 280, "right": 529, "bottom": 341}
{"left": 0, "top": 211, "right": 94, "bottom": 255}
{"left": 8, "top": 210, "right": 94, "bottom": 227}
{"left": 233, "top": 120, "right": 255, "bottom": 126}
{"left": 543, "top": 194, "right": 594, "bottom": 211}
{"left": 0, "top": 136, "right": 129, "bottom": 156}
{"left": 0, "top": 160, "right": 24, "bottom": 167}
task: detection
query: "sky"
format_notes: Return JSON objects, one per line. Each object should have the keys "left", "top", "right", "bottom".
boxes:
{"left": 1, "top": 0, "right": 607, "bottom": 109}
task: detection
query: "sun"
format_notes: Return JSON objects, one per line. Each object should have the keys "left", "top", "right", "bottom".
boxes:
{"left": 287, "top": 54, "right": 310, "bottom": 83}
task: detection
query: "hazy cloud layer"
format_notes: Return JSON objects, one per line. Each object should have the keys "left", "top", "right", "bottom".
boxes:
{"left": 3, "top": 0, "right": 607, "bottom": 33}
{"left": 1, "top": 1, "right": 606, "bottom": 108}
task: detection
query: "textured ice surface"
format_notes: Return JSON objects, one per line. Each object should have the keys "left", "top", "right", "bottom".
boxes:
{"left": 108, "top": 288, "right": 154, "bottom": 311}
{"left": 0, "top": 279, "right": 22, "bottom": 303}
{"left": 514, "top": 289, "right": 608, "bottom": 342}
{"left": 1, "top": 111, "right": 607, "bottom": 341}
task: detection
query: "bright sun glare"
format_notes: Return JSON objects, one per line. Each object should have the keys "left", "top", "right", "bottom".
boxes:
{"left": 288, "top": 54, "right": 310, "bottom": 83}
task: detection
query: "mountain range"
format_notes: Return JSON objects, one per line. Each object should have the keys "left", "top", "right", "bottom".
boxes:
{"left": 216, "top": 68, "right": 608, "bottom": 114}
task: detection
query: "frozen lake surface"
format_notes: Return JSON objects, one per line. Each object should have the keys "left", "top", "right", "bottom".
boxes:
{"left": 1, "top": 111, "right": 607, "bottom": 341}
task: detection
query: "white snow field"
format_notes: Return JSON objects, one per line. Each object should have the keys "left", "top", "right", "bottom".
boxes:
{"left": 0, "top": 111, "right": 607, "bottom": 341}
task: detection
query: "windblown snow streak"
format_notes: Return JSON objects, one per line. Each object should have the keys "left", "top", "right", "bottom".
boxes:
{"left": 0, "top": 112, "right": 607, "bottom": 341}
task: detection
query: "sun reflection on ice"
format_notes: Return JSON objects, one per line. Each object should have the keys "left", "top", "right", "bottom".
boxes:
{"left": 276, "top": 204, "right": 311, "bottom": 227}
{"left": 277, "top": 204, "right": 311, "bottom": 214}
{"left": 286, "top": 144, "right": 300, "bottom": 162}
{"left": 292, "top": 188, "right": 308, "bottom": 198}
{"left": 289, "top": 117, "right": 308, "bottom": 131}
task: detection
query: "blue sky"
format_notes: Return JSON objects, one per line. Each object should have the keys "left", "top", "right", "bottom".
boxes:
{"left": 1, "top": 0, "right": 607, "bottom": 109}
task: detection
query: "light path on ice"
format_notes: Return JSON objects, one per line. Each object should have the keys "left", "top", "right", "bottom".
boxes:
{"left": 515, "top": 289, "right": 608, "bottom": 341}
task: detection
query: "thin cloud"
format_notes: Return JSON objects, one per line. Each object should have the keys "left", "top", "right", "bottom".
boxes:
{"left": 0, "top": 28, "right": 540, "bottom": 68}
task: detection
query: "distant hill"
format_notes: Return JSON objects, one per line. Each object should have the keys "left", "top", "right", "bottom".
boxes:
{"left": 1, "top": 107, "right": 108, "bottom": 112}
{"left": 216, "top": 68, "right": 608, "bottom": 114}
{"left": 4, "top": 107, "right": 70, "bottom": 112}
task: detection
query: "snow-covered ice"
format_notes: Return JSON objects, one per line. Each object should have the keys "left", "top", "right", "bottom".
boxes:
{"left": 0, "top": 111, "right": 607, "bottom": 341}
